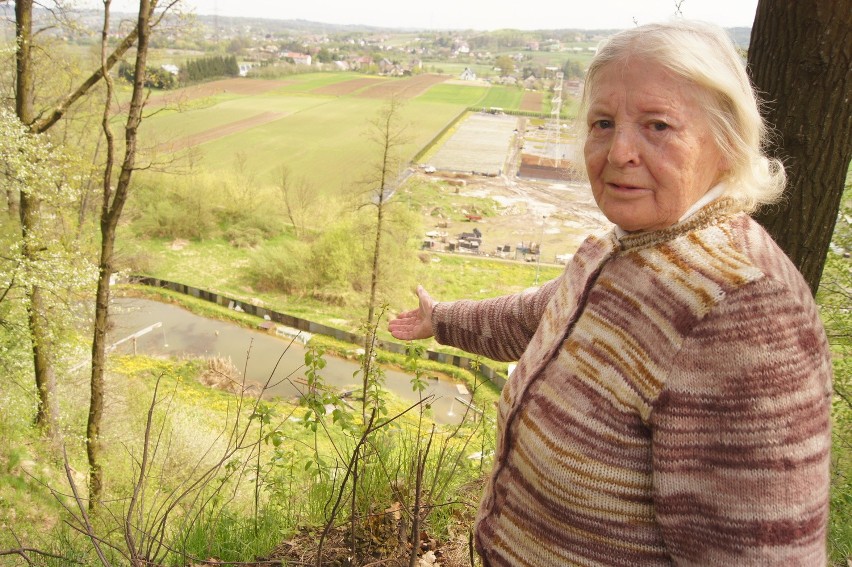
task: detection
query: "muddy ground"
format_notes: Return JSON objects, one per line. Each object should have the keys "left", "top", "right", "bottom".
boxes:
{"left": 414, "top": 169, "right": 609, "bottom": 263}
{"left": 417, "top": 111, "right": 609, "bottom": 262}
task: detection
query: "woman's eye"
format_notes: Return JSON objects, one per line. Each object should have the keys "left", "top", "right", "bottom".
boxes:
{"left": 594, "top": 119, "right": 613, "bottom": 129}
{"left": 651, "top": 121, "right": 669, "bottom": 132}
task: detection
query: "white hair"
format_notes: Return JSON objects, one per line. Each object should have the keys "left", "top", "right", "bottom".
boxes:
{"left": 575, "top": 19, "right": 785, "bottom": 213}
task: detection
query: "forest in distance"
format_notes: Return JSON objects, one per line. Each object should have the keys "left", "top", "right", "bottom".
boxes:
{"left": 1, "top": 0, "right": 851, "bottom": 565}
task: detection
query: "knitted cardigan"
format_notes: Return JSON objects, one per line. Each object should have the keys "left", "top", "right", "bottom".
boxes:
{"left": 432, "top": 200, "right": 832, "bottom": 566}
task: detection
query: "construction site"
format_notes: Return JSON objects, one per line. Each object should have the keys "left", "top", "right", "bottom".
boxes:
{"left": 415, "top": 77, "right": 609, "bottom": 265}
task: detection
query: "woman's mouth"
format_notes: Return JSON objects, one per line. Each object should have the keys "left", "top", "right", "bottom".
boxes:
{"left": 607, "top": 182, "right": 643, "bottom": 191}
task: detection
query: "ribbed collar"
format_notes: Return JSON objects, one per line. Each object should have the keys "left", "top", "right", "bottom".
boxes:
{"left": 613, "top": 183, "right": 727, "bottom": 240}
{"left": 615, "top": 197, "right": 739, "bottom": 251}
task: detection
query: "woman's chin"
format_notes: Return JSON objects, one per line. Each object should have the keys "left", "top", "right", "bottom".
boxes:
{"left": 604, "top": 211, "right": 675, "bottom": 233}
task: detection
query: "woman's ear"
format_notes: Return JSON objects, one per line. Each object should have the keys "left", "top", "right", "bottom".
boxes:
{"left": 716, "top": 142, "right": 733, "bottom": 176}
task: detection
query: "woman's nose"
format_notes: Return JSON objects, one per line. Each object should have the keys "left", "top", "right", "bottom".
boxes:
{"left": 607, "top": 126, "right": 640, "bottom": 166}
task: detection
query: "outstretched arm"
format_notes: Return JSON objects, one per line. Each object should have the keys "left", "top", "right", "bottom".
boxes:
{"left": 388, "top": 285, "right": 435, "bottom": 341}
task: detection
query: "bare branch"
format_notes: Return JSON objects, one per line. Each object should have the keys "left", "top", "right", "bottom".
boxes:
{"left": 0, "top": 547, "right": 81, "bottom": 563}
{"left": 61, "top": 446, "right": 113, "bottom": 566}
{"left": 31, "top": 24, "right": 140, "bottom": 134}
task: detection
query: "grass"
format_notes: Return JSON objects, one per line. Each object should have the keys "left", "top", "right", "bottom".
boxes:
{"left": 136, "top": 70, "right": 483, "bottom": 191}
{"left": 477, "top": 85, "right": 525, "bottom": 110}
{"left": 0, "top": 320, "right": 489, "bottom": 563}
{"left": 118, "top": 236, "right": 355, "bottom": 326}
{"left": 119, "top": 211, "right": 562, "bottom": 322}
{"left": 416, "top": 252, "right": 562, "bottom": 302}
{"left": 135, "top": 68, "right": 561, "bottom": 195}
{"left": 417, "top": 83, "right": 490, "bottom": 106}
{"left": 150, "top": 94, "right": 465, "bottom": 189}
{"left": 139, "top": 93, "right": 329, "bottom": 148}
{"left": 402, "top": 178, "right": 503, "bottom": 220}
{"left": 560, "top": 95, "right": 581, "bottom": 120}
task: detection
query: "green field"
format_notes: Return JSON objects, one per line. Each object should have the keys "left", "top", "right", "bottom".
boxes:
{"left": 477, "top": 86, "right": 525, "bottom": 110}
{"left": 139, "top": 72, "right": 490, "bottom": 191}
{"left": 417, "top": 83, "right": 489, "bottom": 105}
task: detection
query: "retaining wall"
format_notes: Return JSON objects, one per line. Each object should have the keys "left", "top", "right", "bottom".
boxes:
{"left": 131, "top": 276, "right": 508, "bottom": 388}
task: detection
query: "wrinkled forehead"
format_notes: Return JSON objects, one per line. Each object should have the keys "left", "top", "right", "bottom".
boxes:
{"left": 586, "top": 57, "right": 706, "bottom": 109}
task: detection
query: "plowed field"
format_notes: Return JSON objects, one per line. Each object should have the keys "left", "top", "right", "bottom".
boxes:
{"left": 356, "top": 74, "right": 448, "bottom": 99}
{"left": 312, "top": 77, "right": 384, "bottom": 96}
{"left": 155, "top": 111, "right": 285, "bottom": 153}
{"left": 520, "top": 91, "right": 544, "bottom": 112}
{"left": 146, "top": 78, "right": 294, "bottom": 108}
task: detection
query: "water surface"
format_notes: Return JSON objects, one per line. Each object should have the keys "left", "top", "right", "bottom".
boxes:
{"left": 108, "top": 297, "right": 472, "bottom": 424}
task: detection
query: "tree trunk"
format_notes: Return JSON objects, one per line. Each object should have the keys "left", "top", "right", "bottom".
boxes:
{"left": 87, "top": 0, "right": 154, "bottom": 509}
{"left": 14, "top": 0, "right": 144, "bottom": 439}
{"left": 87, "top": 246, "right": 109, "bottom": 507}
{"left": 9, "top": 1, "right": 31, "bottom": 221}
{"left": 15, "top": 0, "right": 57, "bottom": 437}
{"left": 14, "top": 0, "right": 33, "bottom": 126}
{"left": 362, "top": 98, "right": 403, "bottom": 420}
{"left": 748, "top": 0, "right": 852, "bottom": 294}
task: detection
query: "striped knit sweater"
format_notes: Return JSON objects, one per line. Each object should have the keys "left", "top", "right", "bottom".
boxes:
{"left": 432, "top": 200, "right": 832, "bottom": 566}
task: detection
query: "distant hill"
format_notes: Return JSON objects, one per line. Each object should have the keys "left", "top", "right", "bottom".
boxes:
{"left": 191, "top": 14, "right": 397, "bottom": 34}
{"left": 0, "top": 5, "right": 751, "bottom": 49}
{"left": 190, "top": 13, "right": 752, "bottom": 47}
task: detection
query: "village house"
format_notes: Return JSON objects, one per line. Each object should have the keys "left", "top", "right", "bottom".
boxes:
{"left": 378, "top": 58, "right": 394, "bottom": 74}
{"left": 238, "top": 62, "right": 257, "bottom": 76}
{"left": 281, "top": 51, "right": 312, "bottom": 65}
{"left": 454, "top": 42, "right": 470, "bottom": 56}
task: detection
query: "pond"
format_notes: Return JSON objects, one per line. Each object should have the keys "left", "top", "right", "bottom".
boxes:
{"left": 107, "top": 297, "right": 474, "bottom": 424}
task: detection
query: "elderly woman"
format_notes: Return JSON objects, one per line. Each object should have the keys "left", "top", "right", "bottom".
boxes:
{"left": 389, "top": 19, "right": 832, "bottom": 566}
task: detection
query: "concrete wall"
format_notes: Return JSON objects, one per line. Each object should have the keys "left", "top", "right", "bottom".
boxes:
{"left": 132, "top": 276, "right": 508, "bottom": 388}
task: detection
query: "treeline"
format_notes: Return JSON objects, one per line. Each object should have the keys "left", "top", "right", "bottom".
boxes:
{"left": 118, "top": 61, "right": 177, "bottom": 89}
{"left": 182, "top": 54, "right": 240, "bottom": 82}
{"left": 117, "top": 55, "right": 241, "bottom": 89}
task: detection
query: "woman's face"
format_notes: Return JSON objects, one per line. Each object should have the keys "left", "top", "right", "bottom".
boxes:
{"left": 583, "top": 60, "right": 727, "bottom": 232}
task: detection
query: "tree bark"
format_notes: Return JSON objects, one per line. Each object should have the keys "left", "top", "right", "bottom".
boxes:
{"left": 14, "top": 0, "right": 34, "bottom": 126}
{"left": 87, "top": 0, "right": 154, "bottom": 510}
{"left": 748, "top": 0, "right": 852, "bottom": 294}
{"left": 13, "top": 0, "right": 144, "bottom": 439}
{"left": 362, "top": 97, "right": 405, "bottom": 420}
{"left": 15, "top": 0, "right": 58, "bottom": 437}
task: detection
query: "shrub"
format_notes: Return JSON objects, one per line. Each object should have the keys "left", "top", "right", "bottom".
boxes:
{"left": 247, "top": 238, "right": 313, "bottom": 294}
{"left": 308, "top": 217, "right": 371, "bottom": 293}
{"left": 130, "top": 177, "right": 219, "bottom": 240}
{"left": 224, "top": 225, "right": 265, "bottom": 249}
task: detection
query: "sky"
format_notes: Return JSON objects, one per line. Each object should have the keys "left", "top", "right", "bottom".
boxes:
{"left": 105, "top": 0, "right": 760, "bottom": 31}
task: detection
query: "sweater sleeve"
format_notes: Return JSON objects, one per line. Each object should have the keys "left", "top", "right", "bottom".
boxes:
{"left": 431, "top": 277, "right": 561, "bottom": 362}
{"left": 650, "top": 276, "right": 832, "bottom": 565}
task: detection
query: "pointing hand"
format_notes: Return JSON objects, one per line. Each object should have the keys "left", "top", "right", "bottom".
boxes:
{"left": 388, "top": 285, "right": 435, "bottom": 340}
